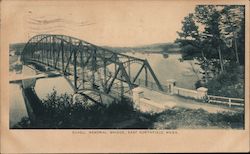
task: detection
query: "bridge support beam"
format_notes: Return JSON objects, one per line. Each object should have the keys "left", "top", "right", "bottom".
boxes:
{"left": 22, "top": 78, "right": 36, "bottom": 89}
{"left": 61, "top": 40, "right": 65, "bottom": 74}
{"left": 166, "top": 79, "right": 176, "bottom": 95}
{"left": 21, "top": 34, "right": 165, "bottom": 104}
{"left": 197, "top": 87, "right": 208, "bottom": 100}
{"left": 132, "top": 87, "right": 144, "bottom": 109}
{"left": 74, "top": 46, "right": 78, "bottom": 89}
{"left": 145, "top": 67, "right": 148, "bottom": 87}
{"left": 144, "top": 60, "right": 163, "bottom": 91}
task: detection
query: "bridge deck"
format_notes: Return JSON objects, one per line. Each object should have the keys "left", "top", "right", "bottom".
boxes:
{"left": 9, "top": 71, "right": 61, "bottom": 83}
{"left": 139, "top": 87, "right": 241, "bottom": 113}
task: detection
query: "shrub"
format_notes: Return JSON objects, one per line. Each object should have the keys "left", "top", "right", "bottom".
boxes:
{"left": 12, "top": 91, "right": 244, "bottom": 129}
{"left": 206, "top": 64, "right": 244, "bottom": 98}
{"left": 13, "top": 91, "right": 154, "bottom": 129}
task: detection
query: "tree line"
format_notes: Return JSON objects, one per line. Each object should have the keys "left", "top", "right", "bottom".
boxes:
{"left": 176, "top": 5, "right": 245, "bottom": 97}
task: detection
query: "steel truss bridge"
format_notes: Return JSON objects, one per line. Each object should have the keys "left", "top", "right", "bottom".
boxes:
{"left": 22, "top": 34, "right": 164, "bottom": 104}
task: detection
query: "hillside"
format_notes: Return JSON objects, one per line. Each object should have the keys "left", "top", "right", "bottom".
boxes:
{"left": 10, "top": 43, "right": 26, "bottom": 53}
{"left": 102, "top": 42, "right": 181, "bottom": 53}
{"left": 9, "top": 42, "right": 181, "bottom": 55}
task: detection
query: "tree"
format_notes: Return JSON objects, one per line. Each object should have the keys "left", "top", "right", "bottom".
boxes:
{"left": 176, "top": 5, "right": 245, "bottom": 97}
{"left": 193, "top": 5, "right": 229, "bottom": 73}
{"left": 177, "top": 5, "right": 245, "bottom": 80}
{"left": 177, "top": 13, "right": 199, "bottom": 40}
{"left": 176, "top": 12, "right": 211, "bottom": 83}
{"left": 220, "top": 5, "right": 245, "bottom": 65}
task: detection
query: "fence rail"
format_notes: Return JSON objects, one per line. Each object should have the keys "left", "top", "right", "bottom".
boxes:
{"left": 207, "top": 95, "right": 244, "bottom": 107}
{"left": 173, "top": 87, "right": 199, "bottom": 99}
{"left": 135, "top": 78, "right": 244, "bottom": 108}
{"left": 135, "top": 78, "right": 169, "bottom": 94}
{"left": 107, "top": 77, "right": 245, "bottom": 109}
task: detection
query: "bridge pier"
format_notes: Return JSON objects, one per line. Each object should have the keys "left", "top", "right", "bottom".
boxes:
{"left": 132, "top": 87, "right": 144, "bottom": 109}
{"left": 197, "top": 87, "right": 208, "bottom": 100}
{"left": 21, "top": 78, "right": 38, "bottom": 123}
{"left": 166, "top": 79, "right": 176, "bottom": 95}
{"left": 22, "top": 78, "right": 36, "bottom": 89}
{"left": 132, "top": 87, "right": 168, "bottom": 113}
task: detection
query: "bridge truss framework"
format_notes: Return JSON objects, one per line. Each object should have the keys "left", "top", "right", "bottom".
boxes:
{"left": 22, "top": 34, "right": 163, "bottom": 104}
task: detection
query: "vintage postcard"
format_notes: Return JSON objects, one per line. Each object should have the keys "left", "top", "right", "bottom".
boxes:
{"left": 1, "top": 0, "right": 249, "bottom": 153}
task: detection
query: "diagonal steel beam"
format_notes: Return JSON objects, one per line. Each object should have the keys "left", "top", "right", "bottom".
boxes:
{"left": 144, "top": 60, "right": 163, "bottom": 91}
{"left": 64, "top": 42, "right": 81, "bottom": 73}
{"left": 22, "top": 34, "right": 165, "bottom": 98}
{"left": 132, "top": 63, "right": 145, "bottom": 83}
{"left": 106, "top": 66, "right": 120, "bottom": 94}
{"left": 119, "top": 63, "right": 134, "bottom": 90}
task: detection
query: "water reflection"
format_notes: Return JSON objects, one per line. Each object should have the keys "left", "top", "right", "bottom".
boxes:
{"left": 35, "top": 77, "right": 74, "bottom": 100}
{"left": 9, "top": 84, "right": 28, "bottom": 127}
{"left": 126, "top": 53, "right": 201, "bottom": 89}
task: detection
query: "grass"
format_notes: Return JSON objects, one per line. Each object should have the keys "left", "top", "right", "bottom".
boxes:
{"left": 12, "top": 91, "right": 244, "bottom": 129}
{"left": 153, "top": 107, "right": 244, "bottom": 129}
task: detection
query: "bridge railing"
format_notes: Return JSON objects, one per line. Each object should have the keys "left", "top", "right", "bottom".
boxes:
{"left": 173, "top": 87, "right": 200, "bottom": 99}
{"left": 135, "top": 78, "right": 244, "bottom": 108}
{"left": 207, "top": 95, "right": 244, "bottom": 108}
{"left": 134, "top": 78, "right": 169, "bottom": 94}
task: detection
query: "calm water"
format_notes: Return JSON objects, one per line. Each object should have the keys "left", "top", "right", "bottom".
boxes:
{"left": 9, "top": 84, "right": 28, "bottom": 128}
{"left": 9, "top": 53, "right": 201, "bottom": 126}
{"left": 35, "top": 77, "right": 74, "bottom": 100}
{"left": 9, "top": 65, "right": 36, "bottom": 127}
{"left": 9, "top": 66, "right": 74, "bottom": 127}
{"left": 127, "top": 53, "right": 201, "bottom": 89}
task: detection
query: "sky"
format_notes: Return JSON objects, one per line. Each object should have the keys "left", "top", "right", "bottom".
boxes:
{"left": 2, "top": 0, "right": 197, "bottom": 47}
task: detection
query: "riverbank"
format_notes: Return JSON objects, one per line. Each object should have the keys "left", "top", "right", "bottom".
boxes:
{"left": 12, "top": 92, "right": 244, "bottom": 129}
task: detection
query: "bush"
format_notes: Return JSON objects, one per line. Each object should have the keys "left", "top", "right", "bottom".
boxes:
{"left": 195, "top": 80, "right": 203, "bottom": 89}
{"left": 206, "top": 64, "right": 244, "bottom": 98}
{"left": 12, "top": 91, "right": 244, "bottom": 129}
{"left": 13, "top": 91, "right": 154, "bottom": 129}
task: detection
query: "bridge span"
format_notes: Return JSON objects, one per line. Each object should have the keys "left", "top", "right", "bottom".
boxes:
{"left": 21, "top": 34, "right": 166, "bottom": 104}
{"left": 17, "top": 34, "right": 243, "bottom": 114}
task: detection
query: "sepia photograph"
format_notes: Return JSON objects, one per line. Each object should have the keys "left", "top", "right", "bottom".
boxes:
{"left": 8, "top": 2, "right": 246, "bottom": 129}
{"left": 1, "top": 0, "right": 249, "bottom": 153}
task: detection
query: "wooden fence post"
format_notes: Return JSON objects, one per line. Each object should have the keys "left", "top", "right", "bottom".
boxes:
{"left": 229, "top": 98, "right": 232, "bottom": 107}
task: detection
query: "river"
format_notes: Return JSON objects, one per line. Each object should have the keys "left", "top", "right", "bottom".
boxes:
{"left": 9, "top": 65, "right": 74, "bottom": 127}
{"left": 127, "top": 52, "right": 201, "bottom": 89}
{"left": 9, "top": 53, "right": 201, "bottom": 127}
